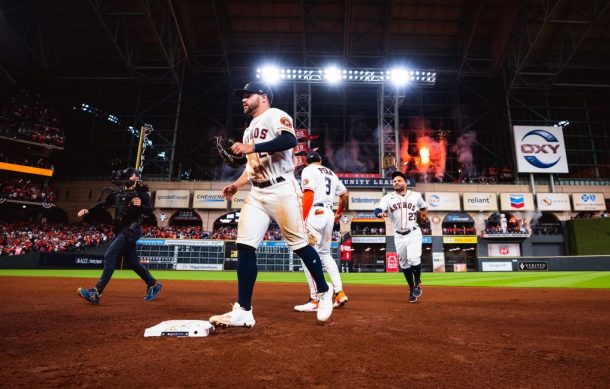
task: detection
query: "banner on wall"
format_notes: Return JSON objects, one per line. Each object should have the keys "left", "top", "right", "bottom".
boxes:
{"left": 513, "top": 125, "right": 569, "bottom": 173}
{"left": 536, "top": 193, "right": 571, "bottom": 211}
{"left": 463, "top": 193, "right": 498, "bottom": 211}
{"left": 424, "top": 192, "right": 461, "bottom": 211}
{"left": 155, "top": 190, "right": 190, "bottom": 208}
{"left": 432, "top": 252, "right": 445, "bottom": 272}
{"left": 443, "top": 236, "right": 477, "bottom": 244}
{"left": 192, "top": 190, "right": 227, "bottom": 209}
{"left": 348, "top": 191, "right": 384, "bottom": 211}
{"left": 351, "top": 236, "right": 385, "bottom": 244}
{"left": 385, "top": 252, "right": 398, "bottom": 272}
{"left": 229, "top": 192, "right": 249, "bottom": 209}
{"left": 572, "top": 193, "right": 606, "bottom": 211}
{"left": 500, "top": 193, "right": 535, "bottom": 211}
{"left": 339, "top": 176, "right": 416, "bottom": 188}
{"left": 481, "top": 261, "right": 513, "bottom": 272}
{"left": 488, "top": 243, "right": 521, "bottom": 257}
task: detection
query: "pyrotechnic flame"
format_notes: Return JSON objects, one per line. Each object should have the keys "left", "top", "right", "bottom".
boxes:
{"left": 420, "top": 146, "right": 430, "bottom": 164}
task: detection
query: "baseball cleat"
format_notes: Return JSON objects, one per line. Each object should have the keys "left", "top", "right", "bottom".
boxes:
{"left": 316, "top": 284, "right": 334, "bottom": 322}
{"left": 334, "top": 290, "right": 348, "bottom": 308}
{"left": 412, "top": 284, "right": 423, "bottom": 298}
{"left": 209, "top": 303, "right": 256, "bottom": 328}
{"left": 294, "top": 300, "right": 318, "bottom": 312}
{"left": 78, "top": 287, "right": 100, "bottom": 304}
{"left": 144, "top": 282, "right": 164, "bottom": 302}
{"left": 409, "top": 293, "right": 418, "bottom": 303}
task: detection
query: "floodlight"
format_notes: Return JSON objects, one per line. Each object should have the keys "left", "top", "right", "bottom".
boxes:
{"left": 390, "top": 67, "right": 410, "bottom": 87}
{"left": 324, "top": 66, "right": 342, "bottom": 84}
{"left": 256, "top": 66, "right": 281, "bottom": 84}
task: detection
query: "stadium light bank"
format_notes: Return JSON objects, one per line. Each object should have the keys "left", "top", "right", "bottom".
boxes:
{"left": 256, "top": 65, "right": 436, "bottom": 87}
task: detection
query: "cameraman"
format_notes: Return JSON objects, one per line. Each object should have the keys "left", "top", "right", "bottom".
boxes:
{"left": 76, "top": 167, "right": 163, "bottom": 304}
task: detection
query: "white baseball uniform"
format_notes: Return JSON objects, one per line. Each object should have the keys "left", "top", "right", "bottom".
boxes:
{"left": 300, "top": 164, "right": 347, "bottom": 298}
{"left": 377, "top": 190, "right": 427, "bottom": 269}
{"left": 236, "top": 108, "right": 308, "bottom": 250}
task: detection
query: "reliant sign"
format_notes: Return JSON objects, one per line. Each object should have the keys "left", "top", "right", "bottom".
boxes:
{"left": 424, "top": 192, "right": 461, "bottom": 211}
{"left": 513, "top": 126, "right": 569, "bottom": 173}
{"left": 572, "top": 193, "right": 606, "bottom": 211}
{"left": 462, "top": 193, "right": 498, "bottom": 211}
{"left": 500, "top": 193, "right": 535, "bottom": 211}
{"left": 348, "top": 191, "right": 384, "bottom": 211}
{"left": 536, "top": 193, "right": 571, "bottom": 211}
{"left": 192, "top": 190, "right": 227, "bottom": 209}
{"left": 155, "top": 190, "right": 190, "bottom": 208}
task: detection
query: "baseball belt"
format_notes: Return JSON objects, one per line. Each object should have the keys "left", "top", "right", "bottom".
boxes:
{"left": 396, "top": 227, "right": 418, "bottom": 235}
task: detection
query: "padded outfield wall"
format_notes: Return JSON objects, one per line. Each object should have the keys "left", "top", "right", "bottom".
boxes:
{"left": 567, "top": 218, "right": 610, "bottom": 255}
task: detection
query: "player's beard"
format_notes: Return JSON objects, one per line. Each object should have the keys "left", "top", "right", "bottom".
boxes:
{"left": 393, "top": 182, "right": 407, "bottom": 194}
{"left": 243, "top": 97, "right": 260, "bottom": 117}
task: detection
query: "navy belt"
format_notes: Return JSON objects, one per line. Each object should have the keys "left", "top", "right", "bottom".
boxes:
{"left": 252, "top": 176, "right": 285, "bottom": 189}
{"left": 396, "top": 227, "right": 417, "bottom": 235}
{"left": 314, "top": 203, "right": 332, "bottom": 209}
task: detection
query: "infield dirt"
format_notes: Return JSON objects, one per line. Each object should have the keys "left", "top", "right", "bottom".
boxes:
{"left": 1, "top": 276, "right": 609, "bottom": 388}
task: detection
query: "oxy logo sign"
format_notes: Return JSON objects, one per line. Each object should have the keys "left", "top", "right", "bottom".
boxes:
{"left": 520, "top": 129, "right": 561, "bottom": 168}
{"left": 513, "top": 126, "right": 569, "bottom": 173}
{"left": 510, "top": 194, "right": 525, "bottom": 209}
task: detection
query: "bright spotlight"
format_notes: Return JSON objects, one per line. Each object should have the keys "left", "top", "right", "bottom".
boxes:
{"left": 324, "top": 66, "right": 342, "bottom": 84}
{"left": 257, "top": 66, "right": 281, "bottom": 84}
{"left": 390, "top": 68, "right": 410, "bottom": 87}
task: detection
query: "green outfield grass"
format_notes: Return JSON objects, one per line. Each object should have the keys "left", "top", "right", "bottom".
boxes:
{"left": 1, "top": 269, "right": 610, "bottom": 288}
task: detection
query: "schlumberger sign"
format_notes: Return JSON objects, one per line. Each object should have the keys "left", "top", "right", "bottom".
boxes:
{"left": 513, "top": 126, "right": 569, "bottom": 173}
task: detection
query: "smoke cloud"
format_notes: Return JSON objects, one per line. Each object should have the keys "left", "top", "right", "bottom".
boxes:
{"left": 451, "top": 131, "right": 477, "bottom": 179}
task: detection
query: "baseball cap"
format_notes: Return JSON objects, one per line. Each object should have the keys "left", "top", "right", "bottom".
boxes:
{"left": 306, "top": 151, "right": 322, "bottom": 164}
{"left": 391, "top": 170, "right": 407, "bottom": 181}
{"left": 233, "top": 81, "right": 273, "bottom": 103}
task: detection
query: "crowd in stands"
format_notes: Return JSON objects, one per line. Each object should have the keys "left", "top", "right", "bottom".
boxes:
{"left": 0, "top": 222, "right": 113, "bottom": 256}
{"left": 352, "top": 225, "right": 386, "bottom": 235}
{"left": 0, "top": 179, "right": 56, "bottom": 203}
{"left": 0, "top": 89, "right": 65, "bottom": 147}
{"left": 442, "top": 225, "right": 477, "bottom": 235}
{"left": 142, "top": 225, "right": 342, "bottom": 242}
{"left": 484, "top": 223, "right": 529, "bottom": 234}
{"left": 142, "top": 225, "right": 211, "bottom": 239}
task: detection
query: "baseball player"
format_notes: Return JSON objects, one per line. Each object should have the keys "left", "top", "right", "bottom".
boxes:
{"left": 374, "top": 171, "right": 428, "bottom": 303}
{"left": 209, "top": 81, "right": 334, "bottom": 328}
{"left": 294, "top": 151, "right": 350, "bottom": 313}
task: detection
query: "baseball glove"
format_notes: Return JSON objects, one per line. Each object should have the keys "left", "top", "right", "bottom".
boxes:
{"left": 215, "top": 136, "right": 247, "bottom": 168}
{"left": 416, "top": 209, "right": 428, "bottom": 225}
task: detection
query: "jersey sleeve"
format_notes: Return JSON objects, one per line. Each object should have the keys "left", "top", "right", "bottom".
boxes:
{"left": 377, "top": 194, "right": 389, "bottom": 212}
{"left": 269, "top": 108, "right": 295, "bottom": 137}
{"left": 300, "top": 166, "right": 316, "bottom": 192}
{"left": 334, "top": 178, "right": 347, "bottom": 196}
{"left": 417, "top": 193, "right": 428, "bottom": 209}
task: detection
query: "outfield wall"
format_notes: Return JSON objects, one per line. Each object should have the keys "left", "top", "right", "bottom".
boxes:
{"left": 478, "top": 256, "right": 610, "bottom": 271}
{"left": 2, "top": 242, "right": 610, "bottom": 272}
